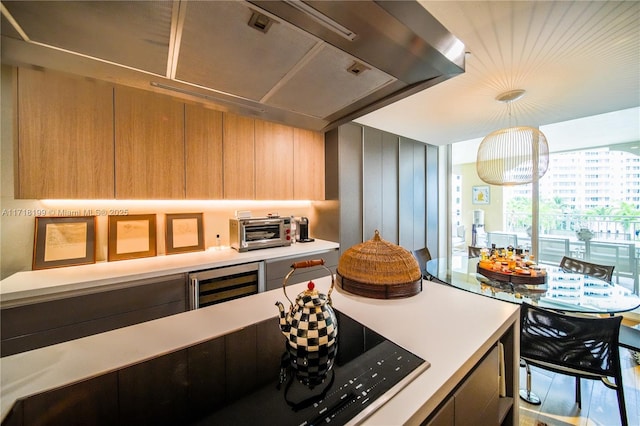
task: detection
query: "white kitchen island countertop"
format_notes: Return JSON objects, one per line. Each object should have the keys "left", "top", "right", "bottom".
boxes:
{"left": 0, "top": 276, "right": 520, "bottom": 424}
{"left": 0, "top": 239, "right": 339, "bottom": 308}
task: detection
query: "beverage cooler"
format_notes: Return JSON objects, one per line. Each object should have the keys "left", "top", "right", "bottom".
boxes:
{"left": 188, "top": 262, "right": 265, "bottom": 309}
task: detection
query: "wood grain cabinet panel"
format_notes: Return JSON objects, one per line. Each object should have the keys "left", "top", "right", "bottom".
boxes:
{"left": 185, "top": 105, "right": 223, "bottom": 199}
{"left": 223, "top": 112, "right": 255, "bottom": 199}
{"left": 118, "top": 350, "right": 189, "bottom": 425}
{"left": 187, "top": 337, "right": 226, "bottom": 418}
{"left": 115, "top": 86, "right": 185, "bottom": 199}
{"left": 16, "top": 68, "right": 114, "bottom": 199}
{"left": 224, "top": 325, "right": 257, "bottom": 400}
{"left": 255, "top": 120, "right": 293, "bottom": 200}
{"left": 255, "top": 318, "right": 285, "bottom": 386}
{"left": 293, "top": 128, "right": 325, "bottom": 200}
{"left": 22, "top": 373, "right": 118, "bottom": 426}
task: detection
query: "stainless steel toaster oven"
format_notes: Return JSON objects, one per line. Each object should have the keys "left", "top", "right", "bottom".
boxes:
{"left": 229, "top": 217, "right": 292, "bottom": 252}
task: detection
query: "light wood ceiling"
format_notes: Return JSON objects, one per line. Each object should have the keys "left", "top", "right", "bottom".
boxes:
{"left": 355, "top": 1, "right": 640, "bottom": 147}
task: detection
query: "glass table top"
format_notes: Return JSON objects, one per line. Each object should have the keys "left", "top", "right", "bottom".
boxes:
{"left": 427, "top": 256, "right": 640, "bottom": 314}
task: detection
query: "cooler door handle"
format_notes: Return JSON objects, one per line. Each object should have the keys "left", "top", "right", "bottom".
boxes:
{"left": 190, "top": 277, "right": 199, "bottom": 310}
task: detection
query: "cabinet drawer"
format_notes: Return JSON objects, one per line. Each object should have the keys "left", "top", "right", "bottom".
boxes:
{"left": 1, "top": 274, "right": 187, "bottom": 356}
{"left": 265, "top": 249, "right": 339, "bottom": 291}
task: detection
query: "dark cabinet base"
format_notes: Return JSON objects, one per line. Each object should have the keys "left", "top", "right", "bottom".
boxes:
{"left": 1, "top": 274, "right": 187, "bottom": 357}
{"left": 1, "top": 317, "right": 283, "bottom": 426}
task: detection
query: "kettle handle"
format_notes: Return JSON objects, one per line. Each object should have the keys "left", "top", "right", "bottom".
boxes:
{"left": 282, "top": 258, "right": 335, "bottom": 306}
{"left": 291, "top": 259, "right": 324, "bottom": 269}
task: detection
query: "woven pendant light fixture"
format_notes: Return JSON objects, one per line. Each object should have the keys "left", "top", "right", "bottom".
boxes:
{"left": 477, "top": 89, "right": 549, "bottom": 186}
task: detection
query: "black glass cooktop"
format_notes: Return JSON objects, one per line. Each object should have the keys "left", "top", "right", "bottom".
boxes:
{"left": 194, "top": 310, "right": 429, "bottom": 426}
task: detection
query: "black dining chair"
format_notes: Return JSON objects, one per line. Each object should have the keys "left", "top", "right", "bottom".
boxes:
{"left": 412, "top": 247, "right": 432, "bottom": 280}
{"left": 559, "top": 256, "right": 615, "bottom": 283}
{"left": 519, "top": 303, "right": 628, "bottom": 425}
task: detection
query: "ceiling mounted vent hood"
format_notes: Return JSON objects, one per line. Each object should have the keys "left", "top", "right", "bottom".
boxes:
{"left": 1, "top": 0, "right": 465, "bottom": 132}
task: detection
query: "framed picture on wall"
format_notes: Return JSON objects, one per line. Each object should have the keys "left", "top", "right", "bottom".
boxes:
{"left": 472, "top": 185, "right": 490, "bottom": 204}
{"left": 165, "top": 213, "right": 204, "bottom": 254}
{"left": 108, "top": 214, "right": 157, "bottom": 261}
{"left": 33, "top": 216, "right": 96, "bottom": 270}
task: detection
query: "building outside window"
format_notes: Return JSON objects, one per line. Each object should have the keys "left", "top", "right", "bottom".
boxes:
{"left": 451, "top": 107, "right": 639, "bottom": 294}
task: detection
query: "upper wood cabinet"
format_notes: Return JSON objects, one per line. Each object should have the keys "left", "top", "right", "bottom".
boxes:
{"left": 12, "top": 68, "right": 325, "bottom": 200}
{"left": 114, "top": 86, "right": 185, "bottom": 199}
{"left": 293, "top": 128, "right": 325, "bottom": 200}
{"left": 16, "top": 68, "right": 115, "bottom": 199}
{"left": 255, "top": 120, "right": 293, "bottom": 200}
{"left": 223, "top": 113, "right": 255, "bottom": 199}
{"left": 185, "top": 105, "right": 223, "bottom": 199}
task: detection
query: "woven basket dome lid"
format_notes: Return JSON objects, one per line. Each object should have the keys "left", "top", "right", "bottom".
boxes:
{"left": 336, "top": 230, "right": 422, "bottom": 299}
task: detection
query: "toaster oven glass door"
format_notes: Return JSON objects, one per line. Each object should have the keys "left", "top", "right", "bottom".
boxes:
{"left": 244, "top": 222, "right": 282, "bottom": 241}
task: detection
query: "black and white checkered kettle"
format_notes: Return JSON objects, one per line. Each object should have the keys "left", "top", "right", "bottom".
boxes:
{"left": 275, "top": 259, "right": 338, "bottom": 352}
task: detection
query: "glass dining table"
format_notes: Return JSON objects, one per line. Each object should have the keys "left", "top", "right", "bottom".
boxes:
{"left": 426, "top": 256, "right": 640, "bottom": 314}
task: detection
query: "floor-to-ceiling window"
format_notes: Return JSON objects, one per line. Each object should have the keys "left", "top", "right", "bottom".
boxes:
{"left": 451, "top": 107, "right": 640, "bottom": 294}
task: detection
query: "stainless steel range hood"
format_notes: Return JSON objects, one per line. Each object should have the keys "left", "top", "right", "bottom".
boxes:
{"left": 0, "top": 0, "right": 464, "bottom": 132}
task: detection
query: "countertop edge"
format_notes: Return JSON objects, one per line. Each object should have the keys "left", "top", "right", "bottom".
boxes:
{"left": 0, "top": 239, "right": 339, "bottom": 307}
{"left": 0, "top": 277, "right": 520, "bottom": 425}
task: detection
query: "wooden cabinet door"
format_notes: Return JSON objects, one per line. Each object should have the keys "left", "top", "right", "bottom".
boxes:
{"left": 118, "top": 350, "right": 189, "bottom": 425}
{"left": 185, "top": 105, "right": 223, "bottom": 199}
{"left": 223, "top": 112, "right": 254, "bottom": 199}
{"left": 114, "top": 86, "right": 184, "bottom": 199}
{"left": 293, "top": 128, "right": 325, "bottom": 200}
{"left": 23, "top": 373, "right": 118, "bottom": 426}
{"left": 255, "top": 119, "right": 293, "bottom": 199}
{"left": 16, "top": 68, "right": 114, "bottom": 199}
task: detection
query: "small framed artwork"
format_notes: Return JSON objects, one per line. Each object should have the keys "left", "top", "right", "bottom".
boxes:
{"left": 33, "top": 216, "right": 96, "bottom": 270}
{"left": 472, "top": 185, "right": 490, "bottom": 204}
{"left": 165, "top": 213, "right": 204, "bottom": 254}
{"left": 108, "top": 214, "right": 157, "bottom": 261}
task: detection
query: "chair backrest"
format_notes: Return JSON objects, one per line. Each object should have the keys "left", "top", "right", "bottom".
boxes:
{"left": 412, "top": 248, "right": 432, "bottom": 277}
{"left": 520, "top": 303, "right": 622, "bottom": 377}
{"left": 560, "top": 256, "right": 615, "bottom": 282}
{"left": 468, "top": 246, "right": 483, "bottom": 258}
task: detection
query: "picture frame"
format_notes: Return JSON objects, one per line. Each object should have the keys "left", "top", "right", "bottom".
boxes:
{"left": 108, "top": 214, "right": 157, "bottom": 261}
{"left": 165, "top": 213, "right": 204, "bottom": 254}
{"left": 472, "top": 185, "right": 490, "bottom": 204}
{"left": 33, "top": 216, "right": 96, "bottom": 270}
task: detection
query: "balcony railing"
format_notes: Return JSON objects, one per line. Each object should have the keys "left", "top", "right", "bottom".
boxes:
{"left": 502, "top": 212, "right": 639, "bottom": 295}
{"left": 505, "top": 213, "right": 640, "bottom": 242}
